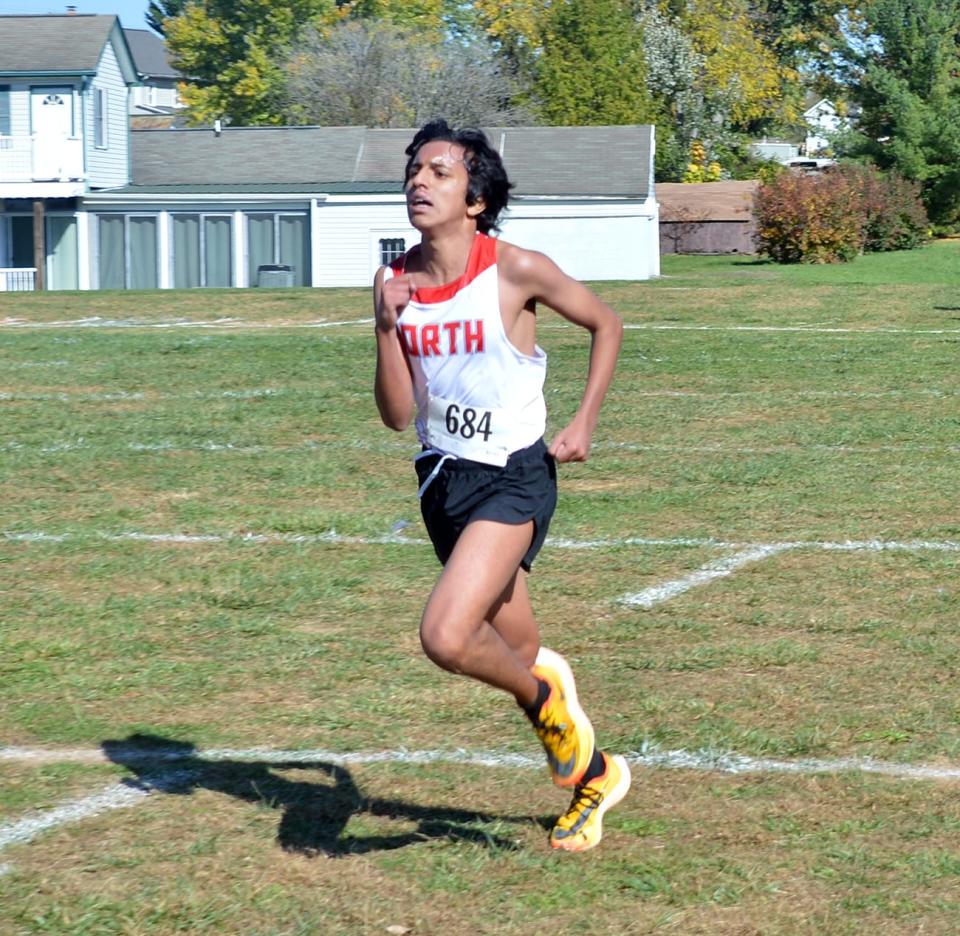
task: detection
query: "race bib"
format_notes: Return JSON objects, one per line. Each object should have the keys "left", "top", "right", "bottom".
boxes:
{"left": 426, "top": 393, "right": 510, "bottom": 466}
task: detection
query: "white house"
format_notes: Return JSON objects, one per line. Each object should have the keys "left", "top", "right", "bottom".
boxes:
{"left": 1, "top": 14, "right": 659, "bottom": 292}
{"left": 124, "top": 27, "right": 183, "bottom": 116}
{"left": 0, "top": 13, "right": 137, "bottom": 289}
{"left": 803, "top": 97, "right": 846, "bottom": 156}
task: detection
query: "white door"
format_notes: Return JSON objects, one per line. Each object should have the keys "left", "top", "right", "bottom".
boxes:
{"left": 31, "top": 87, "right": 74, "bottom": 180}
{"left": 31, "top": 87, "right": 74, "bottom": 137}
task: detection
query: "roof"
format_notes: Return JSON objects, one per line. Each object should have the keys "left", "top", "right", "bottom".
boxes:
{"left": 803, "top": 97, "right": 836, "bottom": 118}
{"left": 0, "top": 14, "right": 131, "bottom": 76}
{"left": 129, "top": 124, "right": 655, "bottom": 198}
{"left": 108, "top": 182, "right": 397, "bottom": 195}
{"left": 123, "top": 27, "right": 179, "bottom": 79}
{"left": 657, "top": 181, "right": 758, "bottom": 222}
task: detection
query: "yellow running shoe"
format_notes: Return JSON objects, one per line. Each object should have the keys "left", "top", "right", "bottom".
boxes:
{"left": 531, "top": 647, "right": 595, "bottom": 788}
{"left": 550, "top": 753, "right": 631, "bottom": 852}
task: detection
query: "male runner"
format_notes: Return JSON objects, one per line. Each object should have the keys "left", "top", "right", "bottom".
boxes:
{"left": 373, "top": 119, "right": 629, "bottom": 851}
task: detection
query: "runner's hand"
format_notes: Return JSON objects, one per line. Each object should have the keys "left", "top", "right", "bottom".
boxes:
{"left": 377, "top": 274, "right": 417, "bottom": 332}
{"left": 548, "top": 421, "right": 592, "bottom": 463}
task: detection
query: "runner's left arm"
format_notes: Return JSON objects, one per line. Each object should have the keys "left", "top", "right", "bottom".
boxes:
{"left": 500, "top": 245, "right": 623, "bottom": 463}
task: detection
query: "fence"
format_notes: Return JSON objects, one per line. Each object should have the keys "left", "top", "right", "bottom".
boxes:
{"left": 0, "top": 268, "right": 37, "bottom": 291}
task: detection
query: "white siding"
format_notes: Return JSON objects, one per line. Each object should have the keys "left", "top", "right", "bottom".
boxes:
{"left": 129, "top": 81, "right": 180, "bottom": 112}
{"left": 3, "top": 83, "right": 31, "bottom": 137}
{"left": 85, "top": 40, "right": 130, "bottom": 189}
{"left": 499, "top": 198, "right": 660, "bottom": 281}
{"left": 3, "top": 81, "right": 83, "bottom": 137}
{"left": 76, "top": 190, "right": 660, "bottom": 290}
{"left": 313, "top": 198, "right": 418, "bottom": 287}
{"left": 314, "top": 195, "right": 659, "bottom": 286}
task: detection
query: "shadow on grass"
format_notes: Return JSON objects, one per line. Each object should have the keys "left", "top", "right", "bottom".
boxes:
{"left": 102, "top": 733, "right": 544, "bottom": 857}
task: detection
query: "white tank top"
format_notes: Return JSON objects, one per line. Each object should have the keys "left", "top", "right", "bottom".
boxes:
{"left": 386, "top": 233, "right": 547, "bottom": 467}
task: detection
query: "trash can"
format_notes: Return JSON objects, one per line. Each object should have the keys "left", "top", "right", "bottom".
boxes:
{"left": 256, "top": 264, "right": 295, "bottom": 287}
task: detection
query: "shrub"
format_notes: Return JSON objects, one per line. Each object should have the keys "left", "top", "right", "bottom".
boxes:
{"left": 838, "top": 164, "right": 929, "bottom": 252}
{"left": 755, "top": 169, "right": 865, "bottom": 263}
{"left": 755, "top": 164, "right": 929, "bottom": 263}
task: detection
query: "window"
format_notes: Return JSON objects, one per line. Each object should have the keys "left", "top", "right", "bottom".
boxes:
{"left": 94, "top": 87, "right": 108, "bottom": 148}
{"left": 379, "top": 238, "right": 406, "bottom": 265}
{"left": 0, "top": 86, "right": 10, "bottom": 136}
{"left": 172, "top": 213, "right": 233, "bottom": 288}
{"left": 245, "top": 212, "right": 310, "bottom": 286}
{"left": 97, "top": 214, "right": 158, "bottom": 289}
{"left": 47, "top": 217, "right": 79, "bottom": 290}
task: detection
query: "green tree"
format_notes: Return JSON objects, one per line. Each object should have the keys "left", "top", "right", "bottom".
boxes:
{"left": 164, "top": 0, "right": 340, "bottom": 125}
{"left": 471, "top": 0, "right": 547, "bottom": 82}
{"left": 146, "top": 0, "right": 187, "bottom": 35}
{"left": 342, "top": 0, "right": 445, "bottom": 32}
{"left": 534, "top": 0, "right": 655, "bottom": 125}
{"left": 840, "top": 0, "right": 960, "bottom": 229}
{"left": 750, "top": 0, "right": 848, "bottom": 67}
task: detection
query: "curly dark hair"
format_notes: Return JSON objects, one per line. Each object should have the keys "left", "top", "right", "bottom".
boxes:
{"left": 404, "top": 119, "right": 513, "bottom": 233}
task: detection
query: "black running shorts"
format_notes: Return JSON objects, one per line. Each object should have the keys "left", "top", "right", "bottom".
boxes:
{"left": 415, "top": 438, "right": 557, "bottom": 571}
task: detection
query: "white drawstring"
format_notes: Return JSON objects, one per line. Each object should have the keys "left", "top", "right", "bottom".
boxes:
{"left": 415, "top": 448, "right": 457, "bottom": 498}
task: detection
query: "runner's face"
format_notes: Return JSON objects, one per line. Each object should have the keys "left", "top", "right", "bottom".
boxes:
{"left": 405, "top": 140, "right": 485, "bottom": 230}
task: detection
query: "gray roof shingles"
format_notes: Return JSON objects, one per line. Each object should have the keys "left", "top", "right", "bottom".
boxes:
{"left": 0, "top": 14, "right": 116, "bottom": 74}
{"left": 129, "top": 125, "right": 653, "bottom": 198}
{"left": 123, "top": 27, "right": 179, "bottom": 79}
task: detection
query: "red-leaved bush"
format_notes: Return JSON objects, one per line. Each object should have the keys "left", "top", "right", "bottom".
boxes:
{"left": 755, "top": 165, "right": 928, "bottom": 263}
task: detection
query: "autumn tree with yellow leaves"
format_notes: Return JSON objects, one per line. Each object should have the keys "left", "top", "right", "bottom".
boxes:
{"left": 164, "top": 0, "right": 343, "bottom": 125}
{"left": 680, "top": 0, "right": 793, "bottom": 130}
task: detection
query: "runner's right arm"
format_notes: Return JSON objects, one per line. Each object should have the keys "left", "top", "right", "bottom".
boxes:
{"left": 373, "top": 265, "right": 416, "bottom": 431}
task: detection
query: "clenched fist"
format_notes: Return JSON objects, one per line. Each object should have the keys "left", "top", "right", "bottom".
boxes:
{"left": 376, "top": 274, "right": 418, "bottom": 333}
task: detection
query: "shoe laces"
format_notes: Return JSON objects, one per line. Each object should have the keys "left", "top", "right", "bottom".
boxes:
{"left": 560, "top": 779, "right": 603, "bottom": 825}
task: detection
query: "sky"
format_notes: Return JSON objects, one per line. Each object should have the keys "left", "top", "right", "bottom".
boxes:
{"left": 0, "top": 0, "right": 153, "bottom": 29}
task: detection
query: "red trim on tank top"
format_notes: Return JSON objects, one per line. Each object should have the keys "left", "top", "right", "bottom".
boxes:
{"left": 390, "top": 233, "right": 497, "bottom": 304}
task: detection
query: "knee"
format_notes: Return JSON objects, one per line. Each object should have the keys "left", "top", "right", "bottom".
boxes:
{"left": 419, "top": 611, "right": 471, "bottom": 673}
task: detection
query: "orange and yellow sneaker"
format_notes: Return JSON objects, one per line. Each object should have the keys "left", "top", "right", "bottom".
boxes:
{"left": 550, "top": 752, "right": 631, "bottom": 852}
{"left": 530, "top": 647, "right": 595, "bottom": 788}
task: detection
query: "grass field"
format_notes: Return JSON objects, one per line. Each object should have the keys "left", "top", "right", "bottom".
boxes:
{"left": 2, "top": 240, "right": 959, "bottom": 934}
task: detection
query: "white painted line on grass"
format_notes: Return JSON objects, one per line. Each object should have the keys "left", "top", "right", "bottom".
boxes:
{"left": 306, "top": 318, "right": 375, "bottom": 328}
{"left": 6, "top": 437, "right": 960, "bottom": 458}
{"left": 0, "top": 771, "right": 196, "bottom": 854}
{"left": 595, "top": 441, "right": 960, "bottom": 455}
{"left": 0, "top": 785, "right": 148, "bottom": 850}
{"left": 3, "top": 744, "right": 960, "bottom": 789}
{"left": 0, "top": 388, "right": 282, "bottom": 403}
{"left": 2, "top": 741, "right": 960, "bottom": 864}
{"left": 3, "top": 529, "right": 960, "bottom": 555}
{"left": 1, "top": 315, "right": 957, "bottom": 336}
{"left": 0, "top": 317, "right": 242, "bottom": 328}
{"left": 0, "top": 317, "right": 373, "bottom": 330}
{"left": 623, "top": 323, "right": 960, "bottom": 336}
{"left": 619, "top": 544, "right": 795, "bottom": 608}
{"left": 634, "top": 745, "right": 960, "bottom": 782}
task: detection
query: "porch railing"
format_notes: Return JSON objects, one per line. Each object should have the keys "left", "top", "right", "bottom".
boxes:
{"left": 0, "top": 268, "right": 37, "bottom": 291}
{"left": 0, "top": 135, "right": 85, "bottom": 183}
